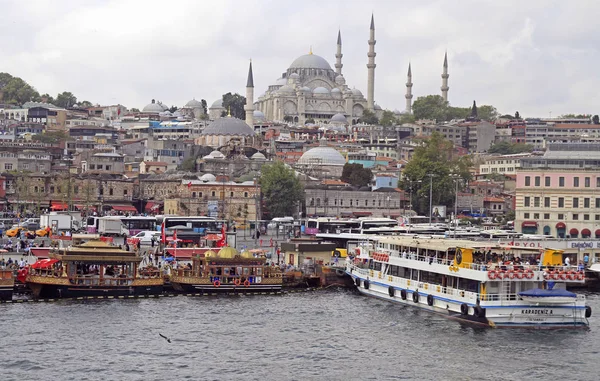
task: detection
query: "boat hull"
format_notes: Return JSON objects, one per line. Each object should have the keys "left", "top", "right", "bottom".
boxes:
{"left": 170, "top": 276, "right": 282, "bottom": 294}
{"left": 0, "top": 285, "right": 13, "bottom": 301}
{"left": 349, "top": 273, "right": 588, "bottom": 329}
{"left": 28, "top": 283, "right": 163, "bottom": 299}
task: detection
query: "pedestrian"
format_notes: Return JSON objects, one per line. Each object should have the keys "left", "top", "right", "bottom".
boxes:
{"left": 151, "top": 236, "right": 156, "bottom": 247}
{"left": 565, "top": 256, "right": 571, "bottom": 267}
{"left": 125, "top": 243, "right": 130, "bottom": 252}
{"left": 584, "top": 253, "right": 589, "bottom": 267}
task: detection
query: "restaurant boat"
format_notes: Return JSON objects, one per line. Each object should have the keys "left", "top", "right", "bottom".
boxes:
{"left": 170, "top": 247, "right": 283, "bottom": 294}
{"left": 0, "top": 269, "right": 14, "bottom": 301}
{"left": 25, "top": 238, "right": 163, "bottom": 299}
{"left": 346, "top": 236, "right": 592, "bottom": 329}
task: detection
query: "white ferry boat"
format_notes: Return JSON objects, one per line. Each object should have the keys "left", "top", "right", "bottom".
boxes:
{"left": 345, "top": 236, "right": 592, "bottom": 329}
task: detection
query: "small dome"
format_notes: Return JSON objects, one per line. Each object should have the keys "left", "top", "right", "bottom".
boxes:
{"left": 253, "top": 110, "right": 265, "bottom": 121}
{"left": 374, "top": 104, "right": 382, "bottom": 110}
{"left": 331, "top": 88, "right": 342, "bottom": 98}
{"left": 274, "top": 77, "right": 287, "bottom": 86}
{"left": 351, "top": 88, "right": 363, "bottom": 97}
{"left": 142, "top": 99, "right": 164, "bottom": 113}
{"left": 251, "top": 152, "right": 266, "bottom": 160}
{"left": 335, "top": 75, "right": 346, "bottom": 85}
{"left": 240, "top": 250, "right": 254, "bottom": 259}
{"left": 217, "top": 247, "right": 238, "bottom": 259}
{"left": 185, "top": 99, "right": 203, "bottom": 108}
{"left": 279, "top": 85, "right": 295, "bottom": 94}
{"left": 200, "top": 173, "right": 217, "bottom": 181}
{"left": 289, "top": 54, "right": 332, "bottom": 70}
{"left": 204, "top": 250, "right": 217, "bottom": 258}
{"left": 289, "top": 73, "right": 300, "bottom": 79}
{"left": 209, "top": 151, "right": 225, "bottom": 159}
{"left": 393, "top": 109, "right": 402, "bottom": 115}
{"left": 331, "top": 113, "right": 347, "bottom": 124}
{"left": 313, "top": 87, "right": 330, "bottom": 95}
{"left": 298, "top": 145, "right": 346, "bottom": 166}
{"left": 201, "top": 117, "right": 255, "bottom": 136}
{"left": 210, "top": 99, "right": 224, "bottom": 108}
{"left": 299, "top": 86, "right": 311, "bottom": 92}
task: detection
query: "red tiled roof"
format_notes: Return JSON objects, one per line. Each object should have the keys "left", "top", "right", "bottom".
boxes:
{"left": 484, "top": 197, "right": 505, "bottom": 203}
{"left": 142, "top": 161, "right": 168, "bottom": 166}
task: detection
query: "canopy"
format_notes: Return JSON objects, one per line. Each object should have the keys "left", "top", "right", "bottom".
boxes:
{"left": 569, "top": 228, "right": 579, "bottom": 236}
{"left": 595, "top": 229, "right": 600, "bottom": 238}
{"left": 31, "top": 259, "right": 59, "bottom": 269}
{"left": 112, "top": 205, "right": 138, "bottom": 212}
{"left": 521, "top": 221, "right": 538, "bottom": 228}
{"left": 51, "top": 202, "right": 68, "bottom": 211}
{"left": 581, "top": 228, "right": 591, "bottom": 237}
{"left": 556, "top": 222, "right": 566, "bottom": 229}
{"left": 145, "top": 202, "right": 161, "bottom": 212}
{"left": 518, "top": 288, "right": 577, "bottom": 298}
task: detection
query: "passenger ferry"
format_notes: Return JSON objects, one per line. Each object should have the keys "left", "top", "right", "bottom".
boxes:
{"left": 170, "top": 247, "right": 283, "bottom": 294}
{"left": 25, "top": 236, "right": 163, "bottom": 299}
{"left": 346, "top": 236, "right": 592, "bottom": 328}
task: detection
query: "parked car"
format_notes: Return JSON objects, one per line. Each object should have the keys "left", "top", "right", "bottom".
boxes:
{"left": 127, "top": 231, "right": 161, "bottom": 246}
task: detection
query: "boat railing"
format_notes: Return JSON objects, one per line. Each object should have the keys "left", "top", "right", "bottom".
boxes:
{"left": 71, "top": 275, "right": 134, "bottom": 286}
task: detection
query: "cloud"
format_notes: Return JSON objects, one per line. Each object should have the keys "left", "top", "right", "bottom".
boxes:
{"left": 1, "top": 0, "right": 599, "bottom": 117}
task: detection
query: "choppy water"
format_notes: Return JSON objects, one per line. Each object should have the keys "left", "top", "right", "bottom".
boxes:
{"left": 1, "top": 289, "right": 599, "bottom": 381}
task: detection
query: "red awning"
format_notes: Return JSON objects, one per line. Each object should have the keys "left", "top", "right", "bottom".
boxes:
{"left": 581, "top": 228, "right": 591, "bottom": 236}
{"left": 112, "top": 205, "right": 138, "bottom": 212}
{"left": 521, "top": 221, "right": 538, "bottom": 228}
{"left": 205, "top": 234, "right": 223, "bottom": 241}
{"left": 74, "top": 204, "right": 97, "bottom": 211}
{"left": 556, "top": 222, "right": 566, "bottom": 229}
{"left": 569, "top": 228, "right": 579, "bottom": 236}
{"left": 595, "top": 229, "right": 600, "bottom": 237}
{"left": 145, "top": 202, "right": 161, "bottom": 211}
{"left": 50, "top": 202, "right": 68, "bottom": 211}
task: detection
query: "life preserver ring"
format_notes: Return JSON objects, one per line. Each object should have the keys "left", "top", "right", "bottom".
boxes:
{"left": 508, "top": 271, "right": 515, "bottom": 280}
{"left": 388, "top": 286, "right": 395, "bottom": 297}
{"left": 243, "top": 280, "right": 251, "bottom": 287}
{"left": 550, "top": 271, "right": 558, "bottom": 280}
{"left": 460, "top": 303, "right": 469, "bottom": 315}
{"left": 566, "top": 271, "right": 575, "bottom": 280}
{"left": 412, "top": 292, "right": 419, "bottom": 303}
{"left": 515, "top": 271, "right": 524, "bottom": 279}
{"left": 525, "top": 270, "right": 534, "bottom": 279}
{"left": 364, "top": 280, "right": 370, "bottom": 290}
{"left": 234, "top": 279, "right": 241, "bottom": 286}
{"left": 400, "top": 290, "right": 407, "bottom": 300}
{"left": 496, "top": 271, "right": 505, "bottom": 280}
{"left": 488, "top": 270, "right": 497, "bottom": 280}
{"left": 576, "top": 272, "right": 585, "bottom": 281}
{"left": 558, "top": 271, "right": 567, "bottom": 280}
{"left": 213, "top": 280, "right": 221, "bottom": 288}
{"left": 427, "top": 294, "right": 434, "bottom": 306}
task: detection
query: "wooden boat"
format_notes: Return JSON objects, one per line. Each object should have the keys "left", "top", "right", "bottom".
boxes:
{"left": 0, "top": 269, "right": 14, "bottom": 301}
{"left": 170, "top": 247, "right": 283, "bottom": 293}
{"left": 25, "top": 239, "right": 163, "bottom": 299}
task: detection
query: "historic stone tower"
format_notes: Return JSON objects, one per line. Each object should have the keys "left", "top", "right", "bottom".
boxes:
{"left": 367, "top": 14, "right": 376, "bottom": 111}
{"left": 405, "top": 63, "right": 413, "bottom": 114}
{"left": 245, "top": 60, "right": 254, "bottom": 128}
{"left": 441, "top": 52, "right": 449, "bottom": 102}
{"left": 335, "top": 30, "right": 343, "bottom": 75}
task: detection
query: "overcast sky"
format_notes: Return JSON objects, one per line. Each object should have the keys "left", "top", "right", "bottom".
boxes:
{"left": 1, "top": 0, "right": 599, "bottom": 117}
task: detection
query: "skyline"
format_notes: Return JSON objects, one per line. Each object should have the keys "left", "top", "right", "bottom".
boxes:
{"left": 1, "top": 0, "right": 599, "bottom": 118}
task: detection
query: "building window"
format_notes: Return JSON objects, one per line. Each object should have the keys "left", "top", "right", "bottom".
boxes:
{"left": 558, "top": 213, "right": 564, "bottom": 220}
{"left": 597, "top": 177, "right": 600, "bottom": 187}
{"left": 533, "top": 213, "right": 539, "bottom": 219}
{"left": 365, "top": 200, "right": 368, "bottom": 206}
{"left": 230, "top": 192, "right": 234, "bottom": 197}
{"left": 74, "top": 186, "right": 79, "bottom": 194}
{"left": 573, "top": 198, "right": 579, "bottom": 208}
{"left": 596, "top": 215, "right": 600, "bottom": 221}
{"left": 544, "top": 213, "right": 550, "bottom": 219}
{"left": 534, "top": 197, "right": 540, "bottom": 207}
{"left": 350, "top": 200, "right": 353, "bottom": 206}
{"left": 559, "top": 177, "right": 565, "bottom": 187}
{"left": 584, "top": 214, "right": 590, "bottom": 221}
{"left": 199, "top": 192, "right": 203, "bottom": 198}
{"left": 524, "top": 213, "right": 530, "bottom": 219}
{"left": 584, "top": 198, "right": 590, "bottom": 208}
{"left": 596, "top": 198, "right": 600, "bottom": 208}
{"left": 585, "top": 177, "right": 591, "bottom": 187}
{"left": 211, "top": 191, "right": 215, "bottom": 197}
{"left": 524, "top": 197, "right": 530, "bottom": 207}
{"left": 534, "top": 176, "right": 540, "bottom": 186}
{"left": 525, "top": 176, "right": 531, "bottom": 186}
{"left": 244, "top": 192, "right": 248, "bottom": 198}
{"left": 544, "top": 197, "right": 550, "bottom": 207}
{"left": 573, "top": 214, "right": 579, "bottom": 220}
{"left": 545, "top": 177, "right": 550, "bottom": 186}
{"left": 557, "top": 197, "right": 565, "bottom": 208}
{"left": 124, "top": 189, "right": 128, "bottom": 196}
{"left": 4, "top": 163, "right": 13, "bottom": 170}
{"left": 574, "top": 177, "right": 580, "bottom": 187}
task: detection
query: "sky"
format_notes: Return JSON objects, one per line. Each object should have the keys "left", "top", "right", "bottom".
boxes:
{"left": 1, "top": 0, "right": 599, "bottom": 118}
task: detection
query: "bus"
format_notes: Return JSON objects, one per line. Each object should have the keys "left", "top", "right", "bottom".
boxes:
{"left": 305, "top": 218, "right": 360, "bottom": 235}
{"left": 157, "top": 215, "right": 225, "bottom": 234}
{"left": 119, "top": 216, "right": 157, "bottom": 235}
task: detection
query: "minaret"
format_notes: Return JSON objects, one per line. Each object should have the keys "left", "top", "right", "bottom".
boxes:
{"left": 441, "top": 51, "right": 449, "bottom": 102}
{"left": 244, "top": 60, "right": 254, "bottom": 128}
{"left": 367, "top": 14, "right": 376, "bottom": 111}
{"left": 405, "top": 63, "right": 413, "bottom": 114}
{"left": 335, "top": 29, "right": 343, "bottom": 75}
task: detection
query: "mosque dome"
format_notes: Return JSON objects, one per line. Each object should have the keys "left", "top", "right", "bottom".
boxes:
{"left": 251, "top": 152, "right": 266, "bottom": 160}
{"left": 374, "top": 104, "right": 382, "bottom": 110}
{"left": 217, "top": 247, "right": 238, "bottom": 259}
{"left": 331, "top": 113, "right": 348, "bottom": 124}
{"left": 279, "top": 85, "right": 295, "bottom": 94}
{"left": 200, "top": 173, "right": 217, "bottom": 182}
{"left": 335, "top": 75, "right": 346, "bottom": 85}
{"left": 201, "top": 117, "right": 255, "bottom": 136}
{"left": 298, "top": 145, "right": 346, "bottom": 166}
{"left": 330, "top": 88, "right": 342, "bottom": 98}
{"left": 289, "top": 73, "right": 300, "bottom": 80}
{"left": 185, "top": 99, "right": 203, "bottom": 108}
{"left": 142, "top": 99, "right": 164, "bottom": 113}
{"left": 274, "top": 77, "right": 287, "bottom": 86}
{"left": 253, "top": 110, "right": 265, "bottom": 121}
{"left": 299, "top": 86, "right": 311, "bottom": 93}
{"left": 351, "top": 88, "right": 363, "bottom": 97}
{"left": 289, "top": 54, "right": 332, "bottom": 70}
{"left": 211, "top": 99, "right": 224, "bottom": 108}
{"left": 313, "top": 87, "right": 330, "bottom": 95}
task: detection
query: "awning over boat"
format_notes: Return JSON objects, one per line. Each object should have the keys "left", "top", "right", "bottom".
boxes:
{"left": 50, "top": 202, "right": 68, "bottom": 211}
{"left": 521, "top": 221, "right": 538, "bottom": 228}
{"left": 556, "top": 222, "right": 566, "bottom": 229}
{"left": 518, "top": 288, "right": 577, "bottom": 298}
{"left": 570, "top": 228, "right": 579, "bottom": 236}
{"left": 112, "top": 205, "right": 138, "bottom": 212}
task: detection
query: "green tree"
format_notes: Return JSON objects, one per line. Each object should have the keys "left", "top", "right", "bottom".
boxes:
{"left": 488, "top": 141, "right": 533, "bottom": 155}
{"left": 283, "top": 115, "right": 294, "bottom": 123}
{"left": 593, "top": 115, "right": 599, "bottom": 124}
{"left": 168, "top": 105, "right": 178, "bottom": 113}
{"left": 1, "top": 76, "right": 40, "bottom": 105}
{"left": 201, "top": 99, "right": 208, "bottom": 115}
{"left": 398, "top": 113, "right": 416, "bottom": 124}
{"left": 477, "top": 105, "right": 498, "bottom": 122}
{"left": 79, "top": 100, "right": 93, "bottom": 108}
{"left": 400, "top": 132, "right": 472, "bottom": 215}
{"left": 515, "top": 111, "right": 521, "bottom": 119}
{"left": 55, "top": 91, "right": 77, "bottom": 108}
{"left": 130, "top": 108, "right": 140, "bottom": 113}
{"left": 358, "top": 109, "right": 379, "bottom": 125}
{"left": 221, "top": 92, "right": 246, "bottom": 119}
{"left": 40, "top": 93, "right": 56, "bottom": 104}
{"left": 259, "top": 161, "right": 303, "bottom": 218}
{"left": 379, "top": 110, "right": 398, "bottom": 127}
{"left": 412, "top": 95, "right": 448, "bottom": 121}
{"left": 31, "top": 130, "right": 70, "bottom": 144}
{"left": 341, "top": 163, "right": 373, "bottom": 187}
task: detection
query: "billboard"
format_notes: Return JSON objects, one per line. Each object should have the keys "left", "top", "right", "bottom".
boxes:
{"left": 432, "top": 205, "right": 447, "bottom": 219}
{"left": 207, "top": 201, "right": 219, "bottom": 218}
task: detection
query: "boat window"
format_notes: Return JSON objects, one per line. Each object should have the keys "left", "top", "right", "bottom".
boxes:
{"left": 411, "top": 269, "right": 419, "bottom": 281}
{"left": 223, "top": 268, "right": 230, "bottom": 276}
{"left": 236, "top": 266, "right": 242, "bottom": 275}
{"left": 243, "top": 268, "right": 249, "bottom": 275}
{"left": 256, "top": 268, "right": 262, "bottom": 276}
{"left": 389, "top": 265, "right": 399, "bottom": 276}
{"left": 373, "top": 262, "right": 382, "bottom": 271}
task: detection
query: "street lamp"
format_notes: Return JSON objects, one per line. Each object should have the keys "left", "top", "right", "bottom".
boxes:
{"left": 427, "top": 174, "right": 435, "bottom": 225}
{"left": 450, "top": 174, "right": 461, "bottom": 238}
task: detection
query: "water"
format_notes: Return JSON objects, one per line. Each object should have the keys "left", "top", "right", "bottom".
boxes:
{"left": 1, "top": 289, "right": 599, "bottom": 381}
